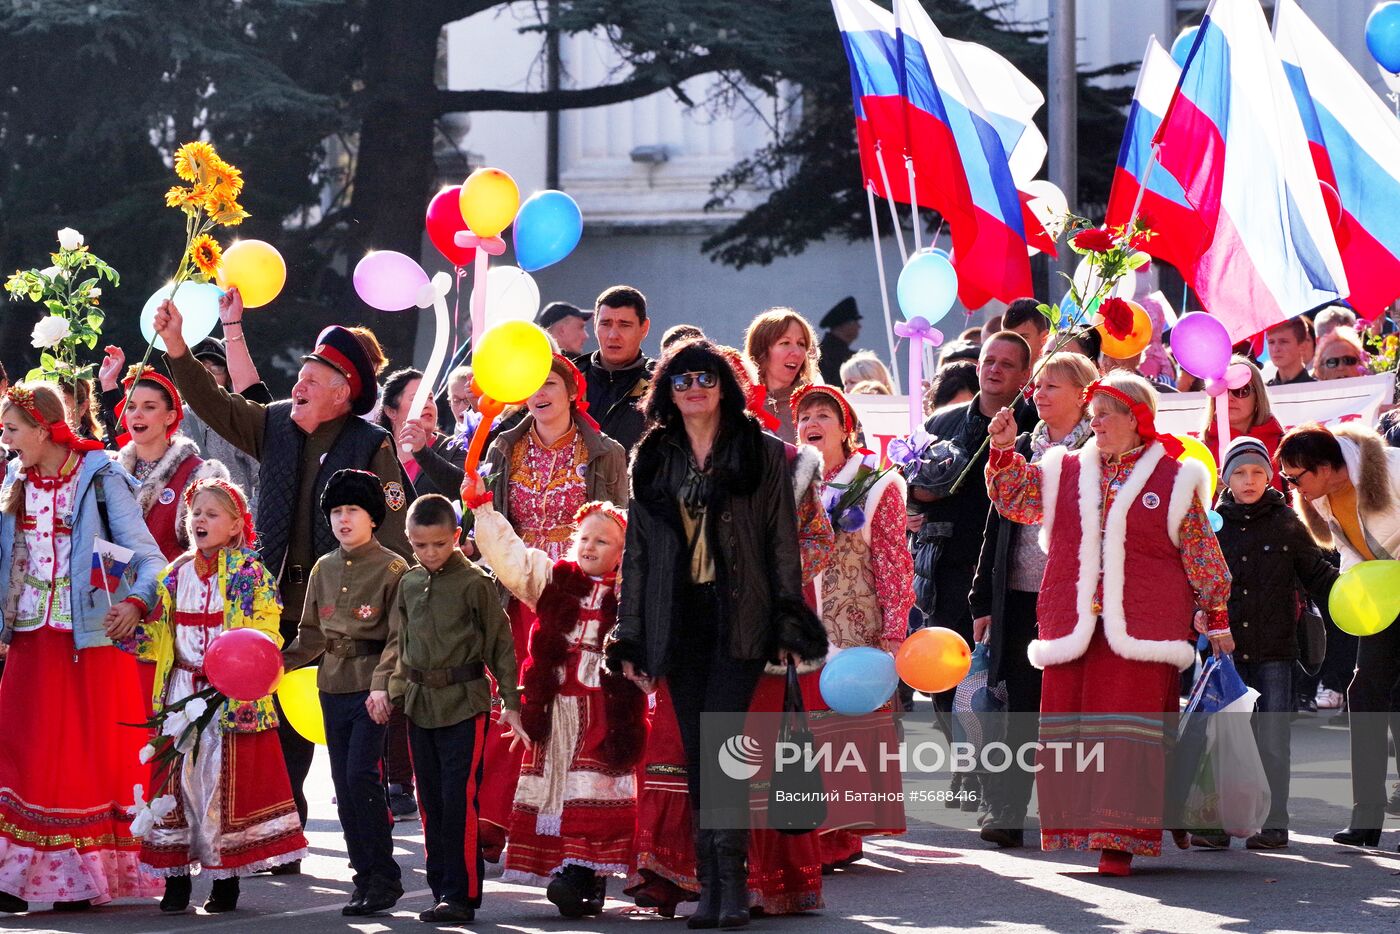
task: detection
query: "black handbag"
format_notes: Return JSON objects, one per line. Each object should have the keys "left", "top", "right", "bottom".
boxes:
{"left": 1297, "top": 608, "right": 1326, "bottom": 677}
{"left": 766, "top": 660, "right": 827, "bottom": 834}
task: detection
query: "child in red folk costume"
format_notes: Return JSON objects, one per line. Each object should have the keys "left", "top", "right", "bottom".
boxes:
{"left": 119, "top": 479, "right": 306, "bottom": 913}
{"left": 791, "top": 385, "right": 911, "bottom": 868}
{"left": 985, "top": 371, "right": 1230, "bottom": 877}
{"left": 469, "top": 489, "right": 646, "bottom": 918}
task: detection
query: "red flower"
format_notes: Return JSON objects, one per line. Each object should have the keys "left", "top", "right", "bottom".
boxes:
{"left": 1071, "top": 227, "right": 1115, "bottom": 253}
{"left": 1099, "top": 297, "right": 1135, "bottom": 341}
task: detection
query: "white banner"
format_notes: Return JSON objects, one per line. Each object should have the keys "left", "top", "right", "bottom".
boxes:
{"left": 848, "top": 372, "right": 1396, "bottom": 463}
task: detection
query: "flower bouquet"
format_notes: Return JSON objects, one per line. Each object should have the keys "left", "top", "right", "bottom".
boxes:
{"left": 4, "top": 228, "right": 119, "bottom": 388}
{"left": 124, "top": 686, "right": 223, "bottom": 835}
{"left": 822, "top": 453, "right": 895, "bottom": 533}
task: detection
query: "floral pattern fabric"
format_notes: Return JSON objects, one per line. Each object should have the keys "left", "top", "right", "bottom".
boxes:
{"left": 14, "top": 455, "right": 81, "bottom": 631}
{"left": 508, "top": 426, "right": 589, "bottom": 560}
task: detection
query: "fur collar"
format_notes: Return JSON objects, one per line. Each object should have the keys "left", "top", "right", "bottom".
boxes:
{"left": 119, "top": 434, "right": 204, "bottom": 516}
{"left": 789, "top": 444, "right": 823, "bottom": 500}
{"left": 1296, "top": 424, "right": 1395, "bottom": 548}
{"left": 524, "top": 560, "right": 644, "bottom": 770}
{"left": 631, "top": 417, "right": 768, "bottom": 511}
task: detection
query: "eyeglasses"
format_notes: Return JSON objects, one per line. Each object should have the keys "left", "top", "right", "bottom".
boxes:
{"left": 1322, "top": 356, "right": 1359, "bottom": 369}
{"left": 670, "top": 371, "right": 720, "bottom": 392}
{"left": 1228, "top": 384, "right": 1254, "bottom": 399}
{"left": 1279, "top": 467, "right": 1311, "bottom": 486}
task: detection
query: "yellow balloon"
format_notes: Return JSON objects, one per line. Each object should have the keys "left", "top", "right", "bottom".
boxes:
{"left": 473, "top": 321, "right": 553, "bottom": 404}
{"left": 276, "top": 667, "right": 326, "bottom": 745}
{"left": 216, "top": 239, "right": 286, "bottom": 308}
{"left": 1328, "top": 560, "right": 1400, "bottom": 637}
{"left": 1176, "top": 435, "right": 1218, "bottom": 498}
{"left": 459, "top": 168, "right": 520, "bottom": 239}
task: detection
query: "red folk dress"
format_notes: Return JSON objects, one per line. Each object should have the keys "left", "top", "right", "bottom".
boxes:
{"left": 478, "top": 426, "right": 588, "bottom": 857}
{"left": 0, "top": 457, "right": 160, "bottom": 904}
{"left": 987, "top": 439, "right": 1230, "bottom": 857}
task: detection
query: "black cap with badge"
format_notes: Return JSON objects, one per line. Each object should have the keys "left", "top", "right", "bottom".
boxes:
{"left": 191, "top": 337, "right": 228, "bottom": 367}
{"left": 535, "top": 301, "right": 593, "bottom": 329}
{"left": 819, "top": 296, "right": 861, "bottom": 330}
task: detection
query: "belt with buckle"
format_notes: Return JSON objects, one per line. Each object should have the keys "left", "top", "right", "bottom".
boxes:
{"left": 404, "top": 661, "right": 485, "bottom": 689}
{"left": 285, "top": 564, "right": 306, "bottom": 585}
{"left": 325, "top": 637, "right": 386, "bottom": 658}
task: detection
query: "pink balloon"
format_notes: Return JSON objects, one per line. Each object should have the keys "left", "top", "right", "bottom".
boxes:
{"left": 203, "top": 629, "right": 284, "bottom": 701}
{"left": 1172, "top": 312, "right": 1232, "bottom": 380}
{"left": 353, "top": 251, "right": 429, "bottom": 312}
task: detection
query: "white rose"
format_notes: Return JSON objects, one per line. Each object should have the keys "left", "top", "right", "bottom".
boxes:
{"left": 183, "top": 697, "right": 208, "bottom": 721}
{"left": 56, "top": 228, "right": 84, "bottom": 251}
{"left": 40, "top": 265, "right": 60, "bottom": 279}
{"left": 151, "top": 795, "right": 178, "bottom": 820}
{"left": 130, "top": 806, "right": 154, "bottom": 838}
{"left": 30, "top": 315, "right": 71, "bottom": 349}
{"left": 138, "top": 743, "right": 157, "bottom": 765}
{"left": 161, "top": 709, "right": 190, "bottom": 737}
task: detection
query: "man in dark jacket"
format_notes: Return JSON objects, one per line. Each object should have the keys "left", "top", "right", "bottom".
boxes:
{"left": 576, "top": 285, "right": 653, "bottom": 453}
{"left": 817, "top": 296, "right": 861, "bottom": 386}
{"left": 154, "top": 302, "right": 410, "bottom": 854}
{"left": 910, "top": 333, "right": 1036, "bottom": 735}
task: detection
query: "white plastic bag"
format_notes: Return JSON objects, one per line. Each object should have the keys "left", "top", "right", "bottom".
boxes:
{"left": 1207, "top": 687, "right": 1271, "bottom": 838}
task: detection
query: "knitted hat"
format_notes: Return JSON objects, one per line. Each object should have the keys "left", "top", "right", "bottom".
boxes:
{"left": 304, "top": 326, "right": 380, "bottom": 416}
{"left": 321, "top": 468, "right": 387, "bottom": 529}
{"left": 1222, "top": 436, "right": 1273, "bottom": 484}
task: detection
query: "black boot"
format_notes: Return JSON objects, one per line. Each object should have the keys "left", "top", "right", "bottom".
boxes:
{"left": 546, "top": 865, "right": 597, "bottom": 919}
{"left": 979, "top": 809, "right": 1025, "bottom": 848}
{"left": 686, "top": 828, "right": 719, "bottom": 930}
{"left": 582, "top": 874, "right": 607, "bottom": 917}
{"left": 161, "top": 875, "right": 192, "bottom": 913}
{"left": 204, "top": 876, "right": 240, "bottom": 913}
{"left": 0, "top": 892, "right": 27, "bottom": 913}
{"left": 714, "top": 829, "right": 750, "bottom": 929}
{"left": 1333, "top": 805, "right": 1385, "bottom": 847}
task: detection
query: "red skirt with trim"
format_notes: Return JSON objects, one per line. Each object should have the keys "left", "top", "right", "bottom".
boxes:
{"left": 477, "top": 599, "right": 535, "bottom": 853}
{"left": 0, "top": 627, "right": 161, "bottom": 903}
{"left": 624, "top": 683, "right": 698, "bottom": 898}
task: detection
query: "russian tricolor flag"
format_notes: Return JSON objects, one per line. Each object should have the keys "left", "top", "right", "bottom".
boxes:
{"left": 1275, "top": 0, "right": 1400, "bottom": 320}
{"left": 832, "top": 0, "right": 1034, "bottom": 308}
{"left": 1153, "top": 0, "right": 1346, "bottom": 341}
{"left": 1105, "top": 39, "right": 1210, "bottom": 279}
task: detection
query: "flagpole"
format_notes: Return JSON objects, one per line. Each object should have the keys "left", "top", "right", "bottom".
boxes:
{"left": 867, "top": 183, "right": 905, "bottom": 395}
{"left": 905, "top": 155, "right": 922, "bottom": 253}
{"left": 1124, "top": 141, "right": 1162, "bottom": 233}
{"left": 875, "top": 144, "right": 909, "bottom": 265}
{"left": 99, "top": 554, "right": 114, "bottom": 609}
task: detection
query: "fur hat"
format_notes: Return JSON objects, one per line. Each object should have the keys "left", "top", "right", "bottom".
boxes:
{"left": 321, "top": 468, "right": 387, "bottom": 529}
{"left": 1222, "top": 436, "right": 1273, "bottom": 483}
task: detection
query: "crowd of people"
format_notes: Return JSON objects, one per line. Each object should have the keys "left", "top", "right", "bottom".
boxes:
{"left": 0, "top": 278, "right": 1396, "bottom": 923}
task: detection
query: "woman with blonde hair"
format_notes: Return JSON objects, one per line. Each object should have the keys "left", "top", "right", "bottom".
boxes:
{"left": 0, "top": 383, "right": 167, "bottom": 913}
{"left": 1202, "top": 355, "right": 1284, "bottom": 490}
{"left": 1313, "top": 326, "right": 1368, "bottom": 381}
{"left": 971, "top": 351, "right": 1096, "bottom": 848}
{"left": 744, "top": 307, "right": 821, "bottom": 444}
{"left": 839, "top": 351, "right": 895, "bottom": 395}
{"left": 985, "top": 370, "right": 1231, "bottom": 876}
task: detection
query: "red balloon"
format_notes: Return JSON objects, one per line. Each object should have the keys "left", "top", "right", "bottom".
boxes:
{"left": 426, "top": 186, "right": 477, "bottom": 267}
{"left": 203, "top": 629, "right": 284, "bottom": 701}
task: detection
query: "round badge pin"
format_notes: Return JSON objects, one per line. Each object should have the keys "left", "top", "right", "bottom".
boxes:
{"left": 159, "top": 488, "right": 177, "bottom": 505}
{"left": 1142, "top": 492, "right": 1161, "bottom": 509}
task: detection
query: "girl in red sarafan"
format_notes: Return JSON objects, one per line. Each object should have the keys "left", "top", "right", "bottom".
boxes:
{"left": 119, "top": 478, "right": 307, "bottom": 913}
{"left": 468, "top": 493, "right": 646, "bottom": 919}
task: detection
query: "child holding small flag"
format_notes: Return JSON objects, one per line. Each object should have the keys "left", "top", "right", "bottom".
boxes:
{"left": 117, "top": 477, "right": 306, "bottom": 913}
{"left": 0, "top": 383, "right": 166, "bottom": 913}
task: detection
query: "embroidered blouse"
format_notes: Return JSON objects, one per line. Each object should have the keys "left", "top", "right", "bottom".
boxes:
{"left": 823, "top": 464, "right": 915, "bottom": 642}
{"left": 987, "top": 444, "right": 1231, "bottom": 630}
{"left": 508, "top": 424, "right": 588, "bottom": 561}
{"left": 15, "top": 453, "right": 83, "bottom": 632}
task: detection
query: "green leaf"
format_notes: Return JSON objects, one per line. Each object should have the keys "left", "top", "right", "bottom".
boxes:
{"left": 24, "top": 368, "right": 44, "bottom": 383}
{"left": 87, "top": 313, "right": 103, "bottom": 330}
{"left": 40, "top": 352, "right": 56, "bottom": 369}
{"left": 1125, "top": 251, "right": 1151, "bottom": 271}
{"left": 83, "top": 333, "right": 98, "bottom": 349}
{"left": 1035, "top": 302, "right": 1061, "bottom": 328}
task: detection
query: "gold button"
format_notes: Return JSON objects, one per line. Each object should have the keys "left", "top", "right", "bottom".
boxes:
{"left": 341, "top": 587, "right": 348, "bottom": 593}
{"left": 346, "top": 560, "right": 353, "bottom": 566}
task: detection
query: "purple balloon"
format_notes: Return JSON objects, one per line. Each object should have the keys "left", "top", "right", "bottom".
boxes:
{"left": 1171, "top": 312, "right": 1232, "bottom": 379}
{"left": 353, "top": 251, "right": 429, "bottom": 312}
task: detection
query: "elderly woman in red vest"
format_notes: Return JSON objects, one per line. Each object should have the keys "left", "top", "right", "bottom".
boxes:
{"left": 984, "top": 370, "right": 1232, "bottom": 877}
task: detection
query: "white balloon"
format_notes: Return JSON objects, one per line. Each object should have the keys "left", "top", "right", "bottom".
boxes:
{"left": 1378, "top": 62, "right": 1400, "bottom": 95}
{"left": 1072, "top": 255, "right": 1139, "bottom": 301}
{"left": 483, "top": 265, "right": 540, "bottom": 329}
{"left": 1023, "top": 179, "right": 1069, "bottom": 222}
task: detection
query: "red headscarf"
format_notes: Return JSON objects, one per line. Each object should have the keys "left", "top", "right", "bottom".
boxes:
{"left": 574, "top": 500, "right": 627, "bottom": 534}
{"left": 1081, "top": 378, "right": 1184, "bottom": 458}
{"left": 183, "top": 477, "right": 258, "bottom": 548}
{"left": 4, "top": 386, "right": 104, "bottom": 454}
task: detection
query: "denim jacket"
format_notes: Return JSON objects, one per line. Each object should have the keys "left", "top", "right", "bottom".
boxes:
{"left": 0, "top": 451, "right": 165, "bottom": 650}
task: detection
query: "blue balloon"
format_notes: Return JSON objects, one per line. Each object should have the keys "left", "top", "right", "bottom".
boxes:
{"left": 512, "top": 190, "right": 583, "bottom": 272}
{"left": 819, "top": 647, "right": 898, "bottom": 716}
{"left": 1171, "top": 26, "right": 1199, "bottom": 69}
{"left": 896, "top": 250, "right": 958, "bottom": 324}
{"left": 1368, "top": 2, "right": 1400, "bottom": 74}
{"left": 140, "top": 281, "right": 223, "bottom": 352}
{"left": 1208, "top": 509, "right": 1224, "bottom": 533}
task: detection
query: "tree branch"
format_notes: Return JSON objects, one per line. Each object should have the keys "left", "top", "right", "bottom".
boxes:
{"left": 436, "top": 58, "right": 731, "bottom": 113}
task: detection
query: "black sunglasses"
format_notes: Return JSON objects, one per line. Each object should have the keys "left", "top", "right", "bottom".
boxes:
{"left": 1228, "top": 384, "right": 1254, "bottom": 399}
{"left": 1322, "top": 355, "right": 1359, "bottom": 369}
{"left": 670, "top": 371, "right": 720, "bottom": 392}
{"left": 1279, "top": 467, "right": 1311, "bottom": 486}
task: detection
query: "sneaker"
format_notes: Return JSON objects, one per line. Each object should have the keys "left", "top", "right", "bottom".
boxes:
{"left": 1316, "top": 688, "right": 1344, "bottom": 709}
{"left": 389, "top": 792, "right": 419, "bottom": 822}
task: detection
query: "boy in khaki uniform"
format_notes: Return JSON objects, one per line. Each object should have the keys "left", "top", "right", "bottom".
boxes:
{"left": 283, "top": 469, "right": 408, "bottom": 917}
{"left": 370, "top": 494, "right": 522, "bottom": 925}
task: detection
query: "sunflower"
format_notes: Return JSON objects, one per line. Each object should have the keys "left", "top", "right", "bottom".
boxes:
{"left": 173, "top": 140, "right": 218, "bottom": 184}
{"left": 205, "top": 194, "right": 249, "bottom": 227}
{"left": 189, "top": 234, "right": 223, "bottom": 280}
{"left": 208, "top": 160, "right": 244, "bottom": 198}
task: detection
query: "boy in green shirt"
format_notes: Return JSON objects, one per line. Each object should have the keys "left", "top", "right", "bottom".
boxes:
{"left": 370, "top": 494, "right": 522, "bottom": 924}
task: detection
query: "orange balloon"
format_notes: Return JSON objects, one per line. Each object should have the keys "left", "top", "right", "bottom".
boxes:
{"left": 895, "top": 627, "right": 972, "bottom": 694}
{"left": 1097, "top": 300, "right": 1153, "bottom": 358}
